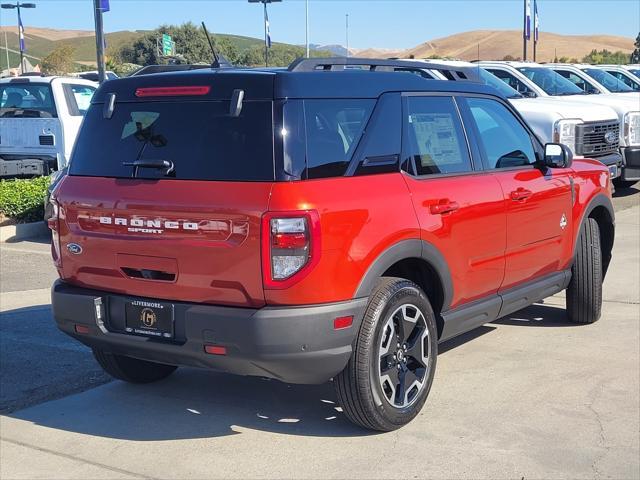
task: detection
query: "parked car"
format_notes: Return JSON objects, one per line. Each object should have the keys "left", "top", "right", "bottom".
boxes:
{"left": 545, "top": 63, "right": 639, "bottom": 98}
{"left": 481, "top": 62, "right": 640, "bottom": 187}
{"left": 404, "top": 59, "right": 623, "bottom": 181}
{"left": 593, "top": 65, "right": 640, "bottom": 91}
{"left": 0, "top": 76, "right": 97, "bottom": 177}
{"left": 71, "top": 71, "right": 119, "bottom": 82}
{"left": 49, "top": 58, "right": 614, "bottom": 431}
{"left": 624, "top": 65, "right": 640, "bottom": 77}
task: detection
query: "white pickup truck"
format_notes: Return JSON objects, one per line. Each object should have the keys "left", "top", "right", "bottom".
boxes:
{"left": 0, "top": 76, "right": 97, "bottom": 177}
{"left": 406, "top": 59, "right": 623, "bottom": 181}
{"left": 480, "top": 61, "right": 640, "bottom": 187}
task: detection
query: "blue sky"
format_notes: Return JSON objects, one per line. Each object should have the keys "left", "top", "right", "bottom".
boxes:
{"left": 2, "top": 0, "right": 639, "bottom": 50}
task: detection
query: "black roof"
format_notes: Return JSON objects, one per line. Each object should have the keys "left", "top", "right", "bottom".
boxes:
{"left": 92, "top": 64, "right": 502, "bottom": 104}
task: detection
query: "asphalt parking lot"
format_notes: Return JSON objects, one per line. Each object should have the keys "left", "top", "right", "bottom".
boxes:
{"left": 0, "top": 187, "right": 638, "bottom": 479}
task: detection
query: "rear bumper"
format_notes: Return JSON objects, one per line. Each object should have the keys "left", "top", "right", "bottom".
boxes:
{"left": 0, "top": 154, "right": 57, "bottom": 177}
{"left": 51, "top": 280, "right": 367, "bottom": 384}
{"left": 621, "top": 147, "right": 640, "bottom": 181}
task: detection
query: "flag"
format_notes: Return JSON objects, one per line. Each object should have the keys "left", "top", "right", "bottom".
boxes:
{"left": 524, "top": 0, "right": 531, "bottom": 41}
{"left": 18, "top": 11, "right": 25, "bottom": 52}
{"left": 534, "top": 0, "right": 539, "bottom": 43}
{"left": 265, "top": 6, "right": 272, "bottom": 48}
{"left": 100, "top": 0, "right": 110, "bottom": 12}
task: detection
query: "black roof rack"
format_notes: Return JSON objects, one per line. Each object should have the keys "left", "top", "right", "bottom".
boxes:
{"left": 287, "top": 57, "right": 481, "bottom": 82}
{"left": 289, "top": 57, "right": 448, "bottom": 73}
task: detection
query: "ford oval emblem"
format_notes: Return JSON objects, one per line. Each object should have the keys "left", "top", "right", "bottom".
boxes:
{"left": 67, "top": 243, "right": 83, "bottom": 255}
{"left": 604, "top": 131, "right": 618, "bottom": 145}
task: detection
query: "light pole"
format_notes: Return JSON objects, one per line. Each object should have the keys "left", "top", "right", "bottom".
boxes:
{"left": 248, "top": 0, "right": 282, "bottom": 67}
{"left": 345, "top": 14, "right": 349, "bottom": 58}
{"left": 305, "top": 0, "right": 309, "bottom": 58}
{"left": 1, "top": 2, "right": 36, "bottom": 75}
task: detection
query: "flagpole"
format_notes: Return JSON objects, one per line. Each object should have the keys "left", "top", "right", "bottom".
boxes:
{"left": 522, "top": 0, "right": 527, "bottom": 61}
{"left": 533, "top": 0, "right": 538, "bottom": 62}
{"left": 263, "top": 1, "right": 268, "bottom": 67}
{"left": 16, "top": 3, "right": 24, "bottom": 73}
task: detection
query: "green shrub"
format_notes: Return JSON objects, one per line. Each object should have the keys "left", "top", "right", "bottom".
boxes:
{"left": 0, "top": 176, "right": 51, "bottom": 223}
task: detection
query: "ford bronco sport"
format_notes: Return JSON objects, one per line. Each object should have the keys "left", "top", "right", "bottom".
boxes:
{"left": 50, "top": 58, "right": 615, "bottom": 431}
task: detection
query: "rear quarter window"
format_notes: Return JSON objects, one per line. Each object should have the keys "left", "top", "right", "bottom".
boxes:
{"left": 70, "top": 100, "right": 275, "bottom": 181}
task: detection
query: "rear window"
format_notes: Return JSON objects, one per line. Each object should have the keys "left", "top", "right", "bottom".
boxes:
{"left": 0, "top": 83, "right": 57, "bottom": 118}
{"left": 70, "top": 100, "right": 274, "bottom": 181}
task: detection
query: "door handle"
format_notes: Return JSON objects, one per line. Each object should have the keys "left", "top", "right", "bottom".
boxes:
{"left": 430, "top": 199, "right": 459, "bottom": 215}
{"left": 510, "top": 188, "right": 533, "bottom": 201}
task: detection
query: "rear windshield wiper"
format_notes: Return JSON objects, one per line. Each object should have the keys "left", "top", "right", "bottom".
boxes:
{"left": 122, "top": 159, "right": 174, "bottom": 178}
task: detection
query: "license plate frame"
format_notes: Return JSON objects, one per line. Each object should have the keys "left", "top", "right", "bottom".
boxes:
{"left": 124, "top": 300, "right": 174, "bottom": 339}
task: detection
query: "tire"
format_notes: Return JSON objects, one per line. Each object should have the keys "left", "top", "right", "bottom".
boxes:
{"left": 334, "top": 277, "right": 438, "bottom": 431}
{"left": 93, "top": 348, "right": 177, "bottom": 383}
{"left": 613, "top": 178, "right": 637, "bottom": 190}
{"left": 566, "top": 217, "right": 603, "bottom": 324}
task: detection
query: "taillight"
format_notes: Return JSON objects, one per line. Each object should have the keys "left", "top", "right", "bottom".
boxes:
{"left": 48, "top": 195, "right": 62, "bottom": 268}
{"left": 262, "top": 211, "right": 321, "bottom": 289}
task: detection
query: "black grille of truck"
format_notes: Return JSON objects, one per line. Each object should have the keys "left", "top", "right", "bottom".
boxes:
{"left": 576, "top": 121, "right": 619, "bottom": 157}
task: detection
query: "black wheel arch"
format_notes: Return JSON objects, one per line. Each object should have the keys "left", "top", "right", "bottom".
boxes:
{"left": 574, "top": 193, "right": 615, "bottom": 277}
{"left": 353, "top": 239, "right": 453, "bottom": 327}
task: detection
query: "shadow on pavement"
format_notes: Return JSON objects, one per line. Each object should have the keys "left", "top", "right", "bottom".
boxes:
{"left": 612, "top": 185, "right": 639, "bottom": 198}
{"left": 492, "top": 303, "right": 578, "bottom": 328}
{"left": 5, "top": 302, "right": 577, "bottom": 440}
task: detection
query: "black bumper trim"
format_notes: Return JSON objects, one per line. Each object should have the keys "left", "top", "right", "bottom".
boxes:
{"left": 622, "top": 147, "right": 640, "bottom": 181}
{"left": 52, "top": 280, "right": 368, "bottom": 384}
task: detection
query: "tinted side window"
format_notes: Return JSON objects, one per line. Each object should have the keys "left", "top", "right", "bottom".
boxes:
{"left": 303, "top": 99, "right": 374, "bottom": 179}
{"left": 486, "top": 69, "right": 536, "bottom": 97}
{"left": 63, "top": 84, "right": 96, "bottom": 116}
{"left": 465, "top": 97, "right": 536, "bottom": 169}
{"left": 403, "top": 96, "right": 471, "bottom": 176}
{"left": 555, "top": 70, "right": 599, "bottom": 94}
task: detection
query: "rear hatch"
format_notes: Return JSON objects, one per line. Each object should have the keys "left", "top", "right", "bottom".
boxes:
{"left": 53, "top": 72, "right": 276, "bottom": 307}
{"left": 0, "top": 81, "right": 62, "bottom": 158}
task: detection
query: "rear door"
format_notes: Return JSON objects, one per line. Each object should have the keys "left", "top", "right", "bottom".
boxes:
{"left": 459, "top": 96, "right": 573, "bottom": 290}
{"left": 401, "top": 94, "right": 506, "bottom": 308}
{"left": 55, "top": 97, "right": 275, "bottom": 307}
{"left": 0, "top": 82, "right": 62, "bottom": 160}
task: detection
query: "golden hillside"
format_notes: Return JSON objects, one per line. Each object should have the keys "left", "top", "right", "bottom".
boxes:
{"left": 360, "top": 30, "right": 635, "bottom": 61}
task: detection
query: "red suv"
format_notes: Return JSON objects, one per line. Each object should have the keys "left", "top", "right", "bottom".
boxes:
{"left": 50, "top": 59, "right": 615, "bottom": 431}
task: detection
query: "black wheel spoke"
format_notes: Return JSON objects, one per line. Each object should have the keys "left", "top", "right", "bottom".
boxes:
{"left": 379, "top": 353, "right": 396, "bottom": 373}
{"left": 378, "top": 303, "right": 431, "bottom": 409}
{"left": 406, "top": 335, "right": 427, "bottom": 368}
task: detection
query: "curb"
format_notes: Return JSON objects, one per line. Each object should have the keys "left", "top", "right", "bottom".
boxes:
{"left": 0, "top": 221, "right": 50, "bottom": 243}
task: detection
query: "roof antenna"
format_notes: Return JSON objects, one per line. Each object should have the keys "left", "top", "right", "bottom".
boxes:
{"left": 202, "top": 21, "right": 221, "bottom": 68}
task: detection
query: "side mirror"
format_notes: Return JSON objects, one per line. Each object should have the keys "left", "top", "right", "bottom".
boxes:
{"left": 543, "top": 143, "right": 573, "bottom": 169}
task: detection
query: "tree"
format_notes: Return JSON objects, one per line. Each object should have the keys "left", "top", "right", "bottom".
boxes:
{"left": 582, "top": 48, "right": 630, "bottom": 65}
{"left": 117, "top": 22, "right": 240, "bottom": 67}
{"left": 631, "top": 32, "right": 640, "bottom": 63}
{"left": 41, "top": 44, "right": 76, "bottom": 75}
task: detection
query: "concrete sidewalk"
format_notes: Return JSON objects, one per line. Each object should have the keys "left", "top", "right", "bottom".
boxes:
{"left": 1, "top": 206, "right": 638, "bottom": 480}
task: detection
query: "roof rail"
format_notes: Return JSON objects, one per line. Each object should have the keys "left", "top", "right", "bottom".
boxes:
{"left": 289, "top": 57, "right": 451, "bottom": 73}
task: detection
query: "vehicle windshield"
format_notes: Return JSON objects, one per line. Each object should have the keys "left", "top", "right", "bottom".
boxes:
{"left": 583, "top": 68, "right": 634, "bottom": 93}
{"left": 479, "top": 69, "right": 522, "bottom": 98}
{"left": 628, "top": 68, "right": 640, "bottom": 77}
{"left": 517, "top": 67, "right": 585, "bottom": 96}
{"left": 0, "top": 83, "right": 57, "bottom": 118}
